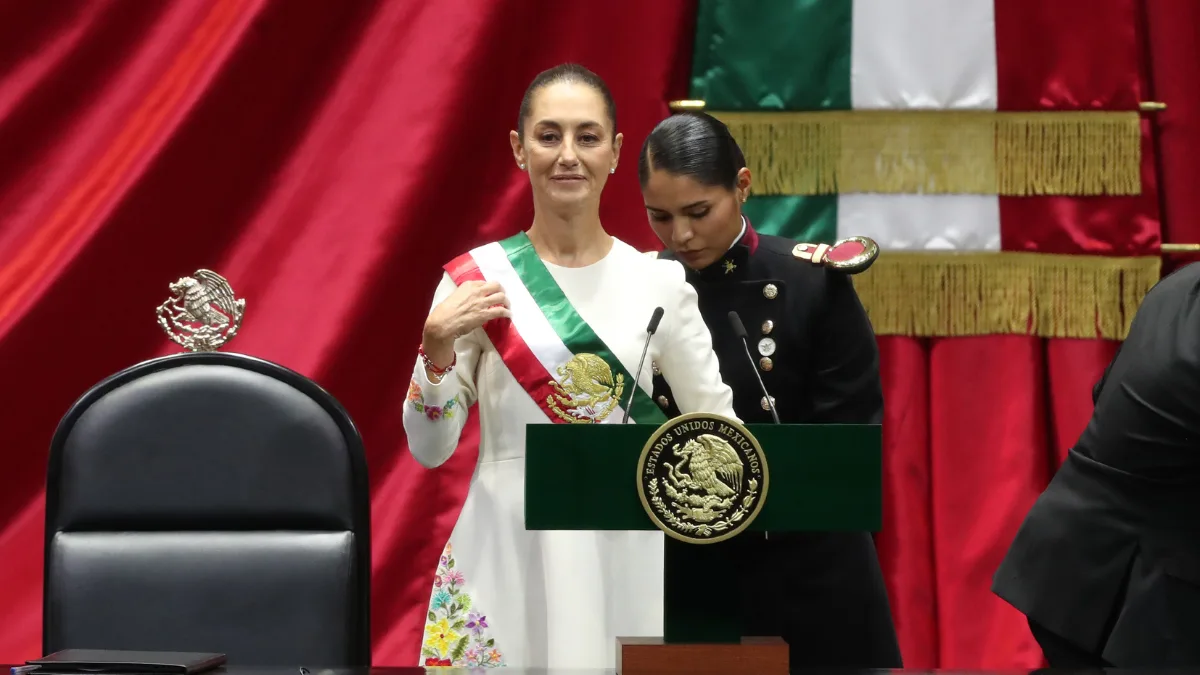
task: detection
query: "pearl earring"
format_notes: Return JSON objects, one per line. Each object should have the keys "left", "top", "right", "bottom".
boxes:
{"left": 519, "top": 163, "right": 525, "bottom": 169}
{"left": 610, "top": 168, "right": 615, "bottom": 174}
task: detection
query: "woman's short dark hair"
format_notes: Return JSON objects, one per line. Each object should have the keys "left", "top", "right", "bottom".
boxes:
{"left": 638, "top": 112, "right": 746, "bottom": 190}
{"left": 517, "top": 63, "right": 617, "bottom": 139}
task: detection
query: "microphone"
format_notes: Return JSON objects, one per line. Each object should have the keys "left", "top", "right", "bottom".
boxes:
{"left": 728, "top": 310, "right": 780, "bottom": 424}
{"left": 622, "top": 306, "right": 665, "bottom": 424}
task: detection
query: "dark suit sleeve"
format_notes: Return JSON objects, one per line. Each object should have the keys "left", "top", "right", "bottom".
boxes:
{"left": 807, "top": 270, "right": 883, "bottom": 425}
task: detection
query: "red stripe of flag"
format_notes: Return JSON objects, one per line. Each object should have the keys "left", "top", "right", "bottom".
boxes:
{"left": 995, "top": 0, "right": 1161, "bottom": 257}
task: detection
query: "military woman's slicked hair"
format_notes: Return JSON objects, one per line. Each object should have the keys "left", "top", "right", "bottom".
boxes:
{"left": 638, "top": 112, "right": 746, "bottom": 190}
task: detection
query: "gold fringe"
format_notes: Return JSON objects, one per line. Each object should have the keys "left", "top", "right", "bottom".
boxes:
{"left": 712, "top": 110, "right": 1142, "bottom": 197}
{"left": 849, "top": 252, "right": 1161, "bottom": 339}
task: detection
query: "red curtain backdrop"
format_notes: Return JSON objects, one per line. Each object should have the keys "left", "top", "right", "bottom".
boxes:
{"left": 0, "top": 0, "right": 697, "bottom": 664}
{"left": 875, "top": 336, "right": 1120, "bottom": 669}
{"left": 0, "top": 1, "right": 1193, "bottom": 670}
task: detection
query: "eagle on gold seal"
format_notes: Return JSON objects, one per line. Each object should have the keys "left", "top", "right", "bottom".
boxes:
{"left": 637, "top": 412, "right": 768, "bottom": 544}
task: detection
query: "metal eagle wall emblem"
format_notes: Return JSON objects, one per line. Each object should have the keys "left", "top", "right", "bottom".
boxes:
{"left": 637, "top": 413, "right": 769, "bottom": 544}
{"left": 155, "top": 269, "right": 246, "bottom": 352}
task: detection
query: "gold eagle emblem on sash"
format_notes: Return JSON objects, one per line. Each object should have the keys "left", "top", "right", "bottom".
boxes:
{"left": 546, "top": 353, "right": 625, "bottom": 423}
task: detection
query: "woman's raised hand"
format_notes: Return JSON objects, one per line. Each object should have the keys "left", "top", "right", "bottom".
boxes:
{"left": 421, "top": 280, "right": 510, "bottom": 369}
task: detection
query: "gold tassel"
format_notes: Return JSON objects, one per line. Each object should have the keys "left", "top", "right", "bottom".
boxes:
{"left": 712, "top": 110, "right": 1142, "bottom": 197}
{"left": 849, "top": 252, "right": 1160, "bottom": 339}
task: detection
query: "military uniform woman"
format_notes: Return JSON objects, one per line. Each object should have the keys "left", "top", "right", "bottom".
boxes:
{"left": 638, "top": 112, "right": 903, "bottom": 669}
{"left": 402, "top": 68, "right": 737, "bottom": 670}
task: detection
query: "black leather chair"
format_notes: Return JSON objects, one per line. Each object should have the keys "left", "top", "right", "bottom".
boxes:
{"left": 42, "top": 352, "right": 371, "bottom": 666}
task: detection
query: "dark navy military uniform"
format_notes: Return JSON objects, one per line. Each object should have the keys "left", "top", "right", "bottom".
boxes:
{"left": 651, "top": 222, "right": 903, "bottom": 669}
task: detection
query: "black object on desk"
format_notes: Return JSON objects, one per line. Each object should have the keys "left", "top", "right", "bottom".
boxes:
{"left": 26, "top": 649, "right": 226, "bottom": 674}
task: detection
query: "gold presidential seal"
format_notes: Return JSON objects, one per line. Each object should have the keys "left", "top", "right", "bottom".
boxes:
{"left": 637, "top": 412, "right": 768, "bottom": 544}
{"left": 155, "top": 269, "right": 246, "bottom": 352}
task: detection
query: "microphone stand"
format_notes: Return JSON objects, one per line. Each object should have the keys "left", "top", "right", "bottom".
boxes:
{"left": 621, "top": 307, "right": 665, "bottom": 424}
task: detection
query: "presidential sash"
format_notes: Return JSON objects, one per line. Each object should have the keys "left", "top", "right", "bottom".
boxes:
{"left": 444, "top": 232, "right": 667, "bottom": 425}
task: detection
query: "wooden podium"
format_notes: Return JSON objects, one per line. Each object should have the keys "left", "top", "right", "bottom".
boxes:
{"left": 524, "top": 420, "right": 882, "bottom": 675}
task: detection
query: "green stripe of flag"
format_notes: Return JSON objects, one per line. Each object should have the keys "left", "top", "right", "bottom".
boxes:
{"left": 690, "top": 0, "right": 850, "bottom": 244}
{"left": 743, "top": 195, "right": 839, "bottom": 242}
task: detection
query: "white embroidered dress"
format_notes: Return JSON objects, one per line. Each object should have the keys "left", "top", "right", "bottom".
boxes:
{"left": 402, "top": 235, "right": 737, "bottom": 669}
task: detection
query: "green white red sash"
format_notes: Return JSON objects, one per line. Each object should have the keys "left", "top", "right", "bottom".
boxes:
{"left": 444, "top": 232, "right": 667, "bottom": 425}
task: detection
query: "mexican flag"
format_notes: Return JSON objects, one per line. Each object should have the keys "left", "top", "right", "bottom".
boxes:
{"left": 688, "top": 0, "right": 1162, "bottom": 340}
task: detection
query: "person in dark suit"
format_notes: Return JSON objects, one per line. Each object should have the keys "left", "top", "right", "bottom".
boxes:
{"left": 637, "top": 111, "right": 903, "bottom": 669}
{"left": 993, "top": 261, "right": 1200, "bottom": 668}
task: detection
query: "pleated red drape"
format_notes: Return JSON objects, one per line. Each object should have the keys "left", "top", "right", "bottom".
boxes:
{"left": 0, "top": 1, "right": 1193, "bottom": 670}
{"left": 875, "top": 336, "right": 1120, "bottom": 668}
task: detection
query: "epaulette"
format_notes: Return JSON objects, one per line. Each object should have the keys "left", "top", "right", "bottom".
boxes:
{"left": 792, "top": 236, "right": 879, "bottom": 274}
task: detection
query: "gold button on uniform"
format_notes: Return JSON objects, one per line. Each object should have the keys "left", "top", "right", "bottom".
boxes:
{"left": 761, "top": 319, "right": 774, "bottom": 335}
{"left": 656, "top": 395, "right": 670, "bottom": 409}
{"left": 760, "top": 357, "right": 773, "bottom": 371}
{"left": 762, "top": 283, "right": 778, "bottom": 299}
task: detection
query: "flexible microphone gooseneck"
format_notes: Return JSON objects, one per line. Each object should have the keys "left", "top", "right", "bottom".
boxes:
{"left": 728, "top": 310, "right": 780, "bottom": 424}
{"left": 621, "top": 306, "right": 665, "bottom": 424}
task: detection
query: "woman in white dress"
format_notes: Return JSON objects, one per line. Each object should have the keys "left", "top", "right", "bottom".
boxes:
{"left": 403, "top": 63, "right": 737, "bottom": 670}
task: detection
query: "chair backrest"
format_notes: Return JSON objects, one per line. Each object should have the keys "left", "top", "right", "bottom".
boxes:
{"left": 43, "top": 352, "right": 371, "bottom": 666}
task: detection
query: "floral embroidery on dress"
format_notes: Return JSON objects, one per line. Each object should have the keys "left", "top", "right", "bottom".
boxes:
{"left": 422, "top": 542, "right": 504, "bottom": 667}
{"left": 407, "top": 379, "right": 459, "bottom": 421}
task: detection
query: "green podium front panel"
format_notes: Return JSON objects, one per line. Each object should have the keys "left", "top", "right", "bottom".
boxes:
{"left": 524, "top": 423, "right": 882, "bottom": 533}
{"left": 524, "top": 421, "right": 881, "bottom": 645}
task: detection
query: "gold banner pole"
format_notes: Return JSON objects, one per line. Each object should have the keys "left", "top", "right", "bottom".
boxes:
{"left": 1160, "top": 243, "right": 1200, "bottom": 253}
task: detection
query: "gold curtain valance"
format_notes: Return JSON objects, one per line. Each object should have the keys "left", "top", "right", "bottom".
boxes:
{"left": 850, "top": 251, "right": 1160, "bottom": 339}
{"left": 711, "top": 110, "right": 1142, "bottom": 197}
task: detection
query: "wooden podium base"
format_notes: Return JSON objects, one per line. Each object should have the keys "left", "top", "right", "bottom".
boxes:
{"left": 616, "top": 636, "right": 788, "bottom": 675}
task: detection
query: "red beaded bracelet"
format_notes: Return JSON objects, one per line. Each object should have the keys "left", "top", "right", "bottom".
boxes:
{"left": 418, "top": 343, "right": 456, "bottom": 375}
